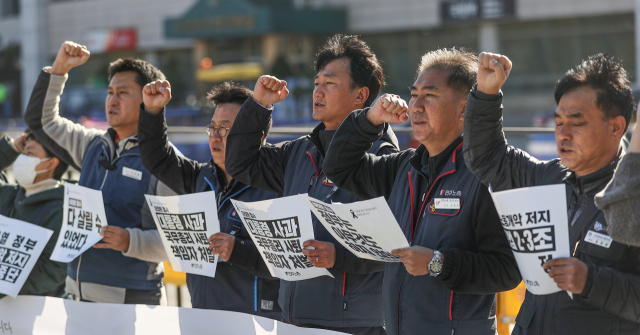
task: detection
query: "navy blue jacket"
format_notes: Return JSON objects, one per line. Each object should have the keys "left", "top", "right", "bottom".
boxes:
{"left": 138, "top": 107, "right": 281, "bottom": 319}
{"left": 225, "top": 97, "right": 399, "bottom": 328}
{"left": 323, "top": 109, "right": 521, "bottom": 335}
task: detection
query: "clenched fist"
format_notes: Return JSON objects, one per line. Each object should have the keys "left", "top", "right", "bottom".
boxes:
{"left": 477, "top": 52, "right": 512, "bottom": 95}
{"left": 252, "top": 75, "right": 289, "bottom": 107}
{"left": 143, "top": 80, "right": 172, "bottom": 114}
{"left": 50, "top": 41, "right": 90, "bottom": 76}
{"left": 366, "top": 93, "right": 409, "bottom": 126}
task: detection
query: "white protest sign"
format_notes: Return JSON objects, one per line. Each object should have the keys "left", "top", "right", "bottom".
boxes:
{"left": 0, "top": 295, "right": 348, "bottom": 335}
{"left": 50, "top": 184, "right": 108, "bottom": 262}
{"left": 144, "top": 191, "right": 220, "bottom": 277}
{"left": 489, "top": 184, "right": 571, "bottom": 295}
{"left": 300, "top": 195, "right": 409, "bottom": 262}
{"left": 0, "top": 215, "right": 53, "bottom": 297}
{"left": 231, "top": 196, "right": 333, "bottom": 281}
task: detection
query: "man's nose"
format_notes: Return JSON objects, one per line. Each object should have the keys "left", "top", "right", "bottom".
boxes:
{"left": 556, "top": 123, "right": 572, "bottom": 141}
{"left": 313, "top": 85, "right": 324, "bottom": 98}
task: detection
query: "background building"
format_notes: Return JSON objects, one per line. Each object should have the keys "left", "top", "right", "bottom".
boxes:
{"left": 0, "top": 0, "right": 637, "bottom": 147}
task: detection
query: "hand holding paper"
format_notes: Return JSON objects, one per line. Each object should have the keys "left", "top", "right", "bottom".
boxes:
{"left": 208, "top": 232, "right": 235, "bottom": 262}
{"left": 543, "top": 257, "right": 588, "bottom": 294}
{"left": 392, "top": 246, "right": 435, "bottom": 276}
{"left": 301, "top": 240, "right": 336, "bottom": 268}
{"left": 93, "top": 226, "right": 130, "bottom": 252}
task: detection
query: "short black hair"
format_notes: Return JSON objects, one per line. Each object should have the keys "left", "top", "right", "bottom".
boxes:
{"left": 555, "top": 53, "right": 634, "bottom": 132}
{"left": 108, "top": 58, "right": 166, "bottom": 89}
{"left": 416, "top": 48, "right": 478, "bottom": 96}
{"left": 207, "top": 81, "right": 271, "bottom": 141}
{"left": 24, "top": 129, "right": 69, "bottom": 180}
{"left": 315, "top": 35, "right": 384, "bottom": 107}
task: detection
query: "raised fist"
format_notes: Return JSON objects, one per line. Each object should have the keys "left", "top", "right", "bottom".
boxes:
{"left": 252, "top": 75, "right": 289, "bottom": 107}
{"left": 143, "top": 80, "right": 172, "bottom": 114}
{"left": 477, "top": 52, "right": 512, "bottom": 95}
{"left": 366, "top": 93, "right": 409, "bottom": 126}
{"left": 50, "top": 41, "right": 90, "bottom": 76}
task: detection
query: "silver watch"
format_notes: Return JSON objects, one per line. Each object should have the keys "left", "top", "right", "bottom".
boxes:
{"left": 428, "top": 250, "right": 443, "bottom": 277}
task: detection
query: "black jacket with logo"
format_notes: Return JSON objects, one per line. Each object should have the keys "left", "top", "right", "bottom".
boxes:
{"left": 463, "top": 88, "right": 640, "bottom": 335}
{"left": 323, "top": 109, "right": 521, "bottom": 335}
{"left": 138, "top": 107, "right": 281, "bottom": 319}
{"left": 225, "top": 97, "right": 399, "bottom": 328}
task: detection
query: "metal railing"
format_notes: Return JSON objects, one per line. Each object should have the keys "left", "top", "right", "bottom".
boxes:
{"left": 168, "top": 126, "right": 556, "bottom": 135}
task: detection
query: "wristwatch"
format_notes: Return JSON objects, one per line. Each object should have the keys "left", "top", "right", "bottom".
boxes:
{"left": 428, "top": 250, "right": 443, "bottom": 277}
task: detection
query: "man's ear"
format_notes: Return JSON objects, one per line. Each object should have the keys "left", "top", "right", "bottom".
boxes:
{"left": 458, "top": 98, "right": 467, "bottom": 121}
{"left": 47, "top": 157, "right": 60, "bottom": 172}
{"left": 355, "top": 86, "right": 370, "bottom": 107}
{"left": 610, "top": 115, "right": 627, "bottom": 140}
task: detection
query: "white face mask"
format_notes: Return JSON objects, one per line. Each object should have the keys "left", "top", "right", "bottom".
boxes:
{"left": 12, "top": 154, "right": 50, "bottom": 187}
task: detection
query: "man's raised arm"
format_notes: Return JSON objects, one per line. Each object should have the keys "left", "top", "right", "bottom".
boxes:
{"left": 324, "top": 94, "right": 411, "bottom": 200}
{"left": 463, "top": 52, "right": 564, "bottom": 191}
{"left": 24, "top": 41, "right": 103, "bottom": 171}
{"left": 138, "top": 80, "right": 205, "bottom": 195}
{"left": 225, "top": 76, "right": 293, "bottom": 194}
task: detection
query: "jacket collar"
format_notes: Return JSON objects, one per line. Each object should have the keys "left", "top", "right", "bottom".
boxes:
{"left": 564, "top": 152, "right": 623, "bottom": 195}
{"left": 410, "top": 136, "right": 464, "bottom": 180}
{"left": 209, "top": 160, "right": 249, "bottom": 197}
{"left": 308, "top": 119, "right": 400, "bottom": 157}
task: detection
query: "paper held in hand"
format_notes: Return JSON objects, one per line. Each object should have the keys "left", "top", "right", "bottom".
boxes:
{"left": 489, "top": 184, "right": 571, "bottom": 295}
{"left": 231, "top": 196, "right": 333, "bottom": 281}
{"left": 0, "top": 215, "right": 53, "bottom": 297}
{"left": 145, "top": 191, "right": 220, "bottom": 278}
{"left": 50, "top": 184, "right": 108, "bottom": 262}
{"left": 300, "top": 195, "right": 409, "bottom": 262}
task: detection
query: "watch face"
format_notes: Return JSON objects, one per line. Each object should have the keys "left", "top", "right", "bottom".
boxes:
{"left": 430, "top": 261, "right": 443, "bottom": 274}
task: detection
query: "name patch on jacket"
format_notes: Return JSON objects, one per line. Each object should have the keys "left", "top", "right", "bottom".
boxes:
{"left": 433, "top": 198, "right": 460, "bottom": 209}
{"left": 584, "top": 230, "right": 612, "bottom": 249}
{"left": 122, "top": 167, "right": 142, "bottom": 181}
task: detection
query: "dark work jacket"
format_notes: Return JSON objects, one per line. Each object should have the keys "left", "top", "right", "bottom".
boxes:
{"left": 463, "top": 89, "right": 640, "bottom": 335}
{"left": 323, "top": 109, "right": 521, "bottom": 335}
{"left": 225, "top": 97, "right": 399, "bottom": 328}
{"left": 0, "top": 136, "right": 66, "bottom": 298}
{"left": 138, "top": 107, "right": 281, "bottom": 319}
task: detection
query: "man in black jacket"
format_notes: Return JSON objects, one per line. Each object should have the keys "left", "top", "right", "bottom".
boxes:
{"left": 323, "top": 48, "right": 520, "bottom": 335}
{"left": 225, "top": 35, "right": 398, "bottom": 335}
{"left": 137, "top": 81, "right": 281, "bottom": 318}
{"left": 463, "top": 52, "right": 640, "bottom": 334}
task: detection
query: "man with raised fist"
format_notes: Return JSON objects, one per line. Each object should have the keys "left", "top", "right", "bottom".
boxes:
{"left": 323, "top": 48, "right": 520, "bottom": 335}
{"left": 225, "top": 35, "right": 398, "bottom": 335}
{"left": 463, "top": 52, "right": 640, "bottom": 334}
{"left": 24, "top": 41, "right": 171, "bottom": 305}
{"left": 136, "top": 80, "right": 282, "bottom": 318}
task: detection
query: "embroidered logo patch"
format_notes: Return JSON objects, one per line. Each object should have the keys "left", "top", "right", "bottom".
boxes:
{"left": 440, "top": 190, "right": 462, "bottom": 197}
{"left": 594, "top": 221, "right": 603, "bottom": 232}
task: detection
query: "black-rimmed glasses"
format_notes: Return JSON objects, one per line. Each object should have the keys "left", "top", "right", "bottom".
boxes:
{"left": 205, "top": 125, "right": 229, "bottom": 137}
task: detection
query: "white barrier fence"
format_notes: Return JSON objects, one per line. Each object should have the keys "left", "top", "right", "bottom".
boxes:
{"left": 0, "top": 296, "right": 346, "bottom": 335}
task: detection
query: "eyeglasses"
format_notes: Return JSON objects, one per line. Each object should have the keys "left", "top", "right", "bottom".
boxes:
{"left": 205, "top": 124, "right": 229, "bottom": 137}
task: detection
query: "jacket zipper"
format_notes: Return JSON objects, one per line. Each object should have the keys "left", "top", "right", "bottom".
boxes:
{"left": 288, "top": 286, "right": 294, "bottom": 324}
{"left": 76, "top": 254, "right": 82, "bottom": 300}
